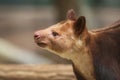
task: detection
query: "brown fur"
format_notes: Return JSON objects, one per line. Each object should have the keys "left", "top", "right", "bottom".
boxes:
{"left": 88, "top": 20, "right": 120, "bottom": 80}
{"left": 34, "top": 9, "right": 120, "bottom": 80}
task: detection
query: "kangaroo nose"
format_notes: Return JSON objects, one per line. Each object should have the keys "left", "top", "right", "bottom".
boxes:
{"left": 34, "top": 31, "right": 45, "bottom": 40}
{"left": 34, "top": 32, "right": 40, "bottom": 39}
{"left": 34, "top": 33, "right": 39, "bottom": 38}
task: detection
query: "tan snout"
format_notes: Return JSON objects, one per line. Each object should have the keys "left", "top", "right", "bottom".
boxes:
{"left": 34, "top": 30, "right": 44, "bottom": 40}
{"left": 34, "top": 30, "right": 47, "bottom": 47}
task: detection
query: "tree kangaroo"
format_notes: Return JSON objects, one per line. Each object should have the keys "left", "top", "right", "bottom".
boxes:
{"left": 34, "top": 9, "right": 120, "bottom": 80}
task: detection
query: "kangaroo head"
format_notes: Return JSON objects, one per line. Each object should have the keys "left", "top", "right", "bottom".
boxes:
{"left": 34, "top": 9, "right": 88, "bottom": 59}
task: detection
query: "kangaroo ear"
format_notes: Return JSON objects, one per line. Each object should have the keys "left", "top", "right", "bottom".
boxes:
{"left": 67, "top": 9, "right": 76, "bottom": 20}
{"left": 74, "top": 16, "right": 87, "bottom": 37}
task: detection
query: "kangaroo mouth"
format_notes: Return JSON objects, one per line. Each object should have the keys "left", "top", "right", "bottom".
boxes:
{"left": 34, "top": 39, "right": 47, "bottom": 47}
{"left": 37, "top": 42, "right": 47, "bottom": 47}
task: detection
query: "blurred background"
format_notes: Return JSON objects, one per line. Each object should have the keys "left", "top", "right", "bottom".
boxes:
{"left": 0, "top": 0, "right": 119, "bottom": 64}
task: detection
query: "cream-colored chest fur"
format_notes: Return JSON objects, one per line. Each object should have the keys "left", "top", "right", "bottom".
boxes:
{"left": 61, "top": 41, "right": 96, "bottom": 80}
{"left": 72, "top": 50, "right": 96, "bottom": 80}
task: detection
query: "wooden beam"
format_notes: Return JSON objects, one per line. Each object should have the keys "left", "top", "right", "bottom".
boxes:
{"left": 0, "top": 64, "right": 76, "bottom": 80}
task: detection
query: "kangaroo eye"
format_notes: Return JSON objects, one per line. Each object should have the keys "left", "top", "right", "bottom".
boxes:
{"left": 52, "top": 31, "right": 59, "bottom": 37}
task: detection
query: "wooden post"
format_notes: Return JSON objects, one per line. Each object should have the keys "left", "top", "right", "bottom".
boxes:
{"left": 0, "top": 64, "right": 76, "bottom": 80}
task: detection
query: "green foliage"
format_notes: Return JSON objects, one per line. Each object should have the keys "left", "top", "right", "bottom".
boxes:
{"left": 0, "top": 0, "right": 53, "bottom": 6}
{"left": 85, "top": 0, "right": 120, "bottom": 7}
